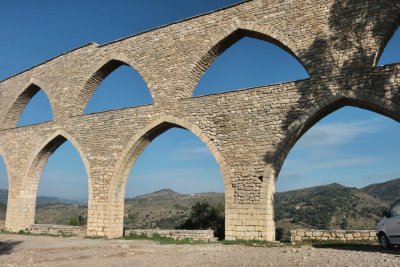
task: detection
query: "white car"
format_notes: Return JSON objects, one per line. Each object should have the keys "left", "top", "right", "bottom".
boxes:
{"left": 377, "top": 199, "right": 400, "bottom": 249}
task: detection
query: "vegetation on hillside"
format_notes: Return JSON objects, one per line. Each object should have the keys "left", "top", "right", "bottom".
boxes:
{"left": 1, "top": 178, "right": 399, "bottom": 235}
{"left": 66, "top": 214, "right": 86, "bottom": 226}
{"left": 34, "top": 203, "right": 88, "bottom": 225}
{"left": 0, "top": 202, "right": 6, "bottom": 220}
{"left": 123, "top": 189, "right": 224, "bottom": 229}
{"left": 361, "top": 178, "right": 400, "bottom": 204}
{"left": 275, "top": 183, "right": 390, "bottom": 230}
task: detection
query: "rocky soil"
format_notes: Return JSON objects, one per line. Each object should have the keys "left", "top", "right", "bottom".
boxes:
{"left": 0, "top": 234, "right": 399, "bottom": 267}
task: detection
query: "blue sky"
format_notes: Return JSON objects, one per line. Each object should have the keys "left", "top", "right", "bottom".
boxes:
{"left": 0, "top": 1, "right": 399, "bottom": 199}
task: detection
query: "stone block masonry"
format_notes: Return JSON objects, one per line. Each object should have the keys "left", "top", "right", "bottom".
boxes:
{"left": 27, "top": 224, "right": 86, "bottom": 237}
{"left": 290, "top": 229, "right": 377, "bottom": 243}
{"left": 124, "top": 229, "right": 217, "bottom": 242}
{"left": 0, "top": 0, "right": 399, "bottom": 241}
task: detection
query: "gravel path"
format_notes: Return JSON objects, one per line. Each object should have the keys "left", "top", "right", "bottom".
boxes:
{"left": 1, "top": 234, "right": 400, "bottom": 267}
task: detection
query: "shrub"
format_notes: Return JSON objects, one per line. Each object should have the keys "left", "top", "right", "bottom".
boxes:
{"left": 177, "top": 201, "right": 225, "bottom": 240}
{"left": 66, "top": 215, "right": 85, "bottom": 226}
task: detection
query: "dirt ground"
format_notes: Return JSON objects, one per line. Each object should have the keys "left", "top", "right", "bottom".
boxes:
{"left": 1, "top": 234, "right": 400, "bottom": 267}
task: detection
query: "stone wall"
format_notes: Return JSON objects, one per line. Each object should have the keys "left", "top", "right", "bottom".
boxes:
{"left": 290, "top": 229, "right": 377, "bottom": 243}
{"left": 124, "top": 229, "right": 216, "bottom": 241}
{"left": 0, "top": 0, "right": 399, "bottom": 241}
{"left": 27, "top": 224, "right": 86, "bottom": 237}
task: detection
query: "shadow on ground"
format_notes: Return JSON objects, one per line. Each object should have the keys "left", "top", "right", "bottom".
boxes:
{"left": 0, "top": 240, "right": 23, "bottom": 255}
{"left": 312, "top": 243, "right": 400, "bottom": 255}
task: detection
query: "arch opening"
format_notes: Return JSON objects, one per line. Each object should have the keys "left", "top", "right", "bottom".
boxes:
{"left": 115, "top": 121, "right": 227, "bottom": 240}
{"left": 193, "top": 29, "right": 309, "bottom": 96}
{"left": 0, "top": 156, "right": 8, "bottom": 225}
{"left": 84, "top": 60, "right": 153, "bottom": 114}
{"left": 10, "top": 84, "right": 53, "bottom": 127}
{"left": 377, "top": 20, "right": 400, "bottom": 66}
{"left": 30, "top": 135, "right": 89, "bottom": 226}
{"left": 276, "top": 97, "right": 400, "bottom": 171}
{"left": 274, "top": 105, "right": 400, "bottom": 240}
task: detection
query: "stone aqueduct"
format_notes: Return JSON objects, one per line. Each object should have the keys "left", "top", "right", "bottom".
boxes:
{"left": 0, "top": 0, "right": 399, "bottom": 240}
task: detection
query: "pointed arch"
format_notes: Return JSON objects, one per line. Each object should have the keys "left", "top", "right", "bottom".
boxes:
{"left": 262, "top": 95, "right": 400, "bottom": 241}
{"left": 190, "top": 24, "right": 310, "bottom": 96}
{"left": 273, "top": 96, "right": 400, "bottom": 174}
{"left": 99, "top": 115, "right": 232, "bottom": 237}
{"left": 79, "top": 56, "right": 153, "bottom": 114}
{"left": 108, "top": 115, "right": 231, "bottom": 205}
{"left": 3, "top": 82, "right": 54, "bottom": 128}
{"left": 375, "top": 16, "right": 399, "bottom": 66}
{"left": 24, "top": 130, "right": 91, "bottom": 201}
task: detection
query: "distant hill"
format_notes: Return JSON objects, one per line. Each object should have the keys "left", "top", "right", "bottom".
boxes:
{"left": 1, "top": 178, "right": 399, "bottom": 230}
{"left": 124, "top": 189, "right": 224, "bottom": 229}
{"left": 134, "top": 188, "right": 181, "bottom": 199}
{"left": 274, "top": 183, "right": 390, "bottom": 230}
{"left": 0, "top": 189, "right": 86, "bottom": 223}
{"left": 0, "top": 189, "right": 85, "bottom": 207}
{"left": 0, "top": 189, "right": 8, "bottom": 221}
{"left": 361, "top": 178, "right": 400, "bottom": 204}
{"left": 35, "top": 189, "right": 225, "bottom": 227}
{"left": 35, "top": 196, "right": 85, "bottom": 207}
{"left": 0, "top": 201, "right": 6, "bottom": 221}
{"left": 0, "top": 188, "right": 224, "bottom": 226}
{"left": 0, "top": 201, "right": 5, "bottom": 212}
{"left": 0, "top": 189, "right": 7, "bottom": 205}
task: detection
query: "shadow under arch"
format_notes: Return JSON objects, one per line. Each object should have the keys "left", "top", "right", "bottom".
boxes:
{"left": 78, "top": 57, "right": 153, "bottom": 115}
{"left": 110, "top": 115, "right": 231, "bottom": 202}
{"left": 3, "top": 82, "right": 54, "bottom": 129}
{"left": 22, "top": 130, "right": 91, "bottom": 218}
{"left": 271, "top": 96, "right": 400, "bottom": 179}
{"left": 190, "top": 25, "right": 310, "bottom": 96}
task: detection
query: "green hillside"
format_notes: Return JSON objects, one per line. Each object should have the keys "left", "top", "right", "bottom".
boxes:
{"left": 361, "top": 178, "right": 400, "bottom": 204}
{"left": 123, "top": 189, "right": 224, "bottom": 229}
{"left": 1, "top": 178, "right": 399, "bottom": 231}
{"left": 0, "top": 189, "right": 7, "bottom": 205}
{"left": 274, "top": 183, "right": 389, "bottom": 230}
{"left": 0, "top": 202, "right": 6, "bottom": 221}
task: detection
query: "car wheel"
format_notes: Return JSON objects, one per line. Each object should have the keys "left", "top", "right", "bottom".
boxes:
{"left": 379, "top": 233, "right": 392, "bottom": 249}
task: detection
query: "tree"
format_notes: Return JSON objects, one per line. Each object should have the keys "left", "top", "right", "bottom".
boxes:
{"left": 177, "top": 201, "right": 225, "bottom": 240}
{"left": 66, "top": 215, "right": 85, "bottom": 226}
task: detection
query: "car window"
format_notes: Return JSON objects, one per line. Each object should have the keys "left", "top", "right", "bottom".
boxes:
{"left": 389, "top": 199, "right": 400, "bottom": 217}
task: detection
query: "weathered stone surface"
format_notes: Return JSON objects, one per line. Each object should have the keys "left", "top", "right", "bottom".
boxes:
{"left": 27, "top": 224, "right": 86, "bottom": 237}
{"left": 124, "top": 229, "right": 216, "bottom": 241}
{"left": 290, "top": 229, "right": 377, "bottom": 243}
{"left": 1, "top": 0, "right": 399, "bottom": 241}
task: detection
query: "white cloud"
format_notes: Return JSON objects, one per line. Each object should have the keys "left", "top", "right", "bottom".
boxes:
{"left": 297, "top": 119, "right": 386, "bottom": 149}
{"left": 278, "top": 117, "right": 388, "bottom": 191}
{"left": 283, "top": 156, "right": 382, "bottom": 173}
{"left": 278, "top": 118, "right": 387, "bottom": 186}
